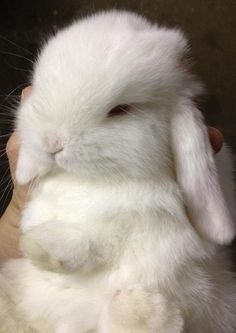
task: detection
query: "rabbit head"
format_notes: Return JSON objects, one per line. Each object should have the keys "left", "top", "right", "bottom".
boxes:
{"left": 16, "top": 11, "right": 189, "bottom": 183}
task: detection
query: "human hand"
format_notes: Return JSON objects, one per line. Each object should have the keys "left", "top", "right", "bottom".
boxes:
{"left": 0, "top": 85, "right": 224, "bottom": 260}
{"left": 0, "top": 87, "right": 31, "bottom": 260}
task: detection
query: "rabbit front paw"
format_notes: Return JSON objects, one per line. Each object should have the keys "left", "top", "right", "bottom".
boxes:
{"left": 20, "top": 222, "right": 90, "bottom": 273}
{"left": 99, "top": 287, "right": 184, "bottom": 333}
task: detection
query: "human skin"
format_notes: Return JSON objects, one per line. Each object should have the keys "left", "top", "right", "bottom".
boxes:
{"left": 0, "top": 86, "right": 224, "bottom": 260}
{"left": 0, "top": 87, "right": 31, "bottom": 259}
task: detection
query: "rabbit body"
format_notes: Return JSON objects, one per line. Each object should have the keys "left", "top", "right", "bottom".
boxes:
{"left": 1, "top": 170, "right": 235, "bottom": 333}
{"left": 0, "top": 11, "right": 235, "bottom": 333}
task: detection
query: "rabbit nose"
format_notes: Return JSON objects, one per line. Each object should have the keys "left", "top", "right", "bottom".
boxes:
{"left": 44, "top": 134, "right": 63, "bottom": 155}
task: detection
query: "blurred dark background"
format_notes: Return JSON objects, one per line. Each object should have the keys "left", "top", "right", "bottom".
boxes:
{"left": 0, "top": 0, "right": 235, "bottom": 216}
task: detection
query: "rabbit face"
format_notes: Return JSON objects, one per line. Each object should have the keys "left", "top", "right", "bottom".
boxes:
{"left": 16, "top": 11, "right": 187, "bottom": 184}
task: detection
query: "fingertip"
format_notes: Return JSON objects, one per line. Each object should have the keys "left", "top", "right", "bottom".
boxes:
{"left": 6, "top": 133, "right": 20, "bottom": 175}
{"left": 208, "top": 127, "right": 224, "bottom": 154}
{"left": 21, "top": 86, "right": 32, "bottom": 100}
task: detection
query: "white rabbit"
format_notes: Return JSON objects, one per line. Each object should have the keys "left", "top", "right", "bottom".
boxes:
{"left": 0, "top": 10, "right": 235, "bottom": 333}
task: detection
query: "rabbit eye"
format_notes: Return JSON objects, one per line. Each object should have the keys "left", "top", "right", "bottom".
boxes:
{"left": 107, "top": 104, "right": 131, "bottom": 117}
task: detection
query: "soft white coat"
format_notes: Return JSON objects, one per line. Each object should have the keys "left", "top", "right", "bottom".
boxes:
{"left": 0, "top": 11, "right": 235, "bottom": 333}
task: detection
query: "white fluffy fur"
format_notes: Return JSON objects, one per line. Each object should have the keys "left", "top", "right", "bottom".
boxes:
{"left": 0, "top": 10, "right": 235, "bottom": 333}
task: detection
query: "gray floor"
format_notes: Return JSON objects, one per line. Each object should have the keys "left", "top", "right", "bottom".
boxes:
{"left": 0, "top": 0, "right": 235, "bottom": 214}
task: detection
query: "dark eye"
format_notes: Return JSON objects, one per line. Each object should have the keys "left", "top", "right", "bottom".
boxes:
{"left": 107, "top": 104, "right": 131, "bottom": 117}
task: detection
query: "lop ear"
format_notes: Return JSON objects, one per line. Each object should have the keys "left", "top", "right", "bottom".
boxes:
{"left": 171, "top": 99, "right": 235, "bottom": 244}
{"left": 16, "top": 146, "right": 38, "bottom": 185}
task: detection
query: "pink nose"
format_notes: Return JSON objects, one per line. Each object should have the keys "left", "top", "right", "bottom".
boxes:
{"left": 44, "top": 134, "right": 63, "bottom": 154}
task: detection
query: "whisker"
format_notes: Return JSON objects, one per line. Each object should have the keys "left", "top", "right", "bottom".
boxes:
{"left": 0, "top": 114, "right": 14, "bottom": 123}
{"left": 0, "top": 123, "right": 15, "bottom": 129}
{"left": 0, "top": 97, "right": 20, "bottom": 105}
{"left": 0, "top": 110, "right": 16, "bottom": 116}
{"left": 0, "top": 123, "right": 15, "bottom": 128}
{"left": 0, "top": 34, "right": 36, "bottom": 57}
{"left": 0, "top": 98, "right": 19, "bottom": 105}
{"left": 0, "top": 176, "right": 13, "bottom": 204}
{"left": 3, "top": 60, "right": 33, "bottom": 74}
{"left": 0, "top": 146, "right": 8, "bottom": 153}
{"left": 0, "top": 150, "right": 7, "bottom": 159}
{"left": 3, "top": 82, "right": 29, "bottom": 103}
{"left": 1, "top": 180, "right": 13, "bottom": 210}
{"left": 0, "top": 162, "right": 10, "bottom": 169}
{"left": 0, "top": 172, "right": 11, "bottom": 185}
{"left": 0, "top": 113, "right": 16, "bottom": 120}
{"left": 0, "top": 106, "right": 18, "bottom": 116}
{"left": 0, "top": 94, "right": 20, "bottom": 98}
{"left": 0, "top": 133, "right": 12, "bottom": 138}
{"left": 0, "top": 51, "right": 34, "bottom": 64}
{"left": 0, "top": 147, "right": 7, "bottom": 154}
{"left": 0, "top": 171, "right": 11, "bottom": 188}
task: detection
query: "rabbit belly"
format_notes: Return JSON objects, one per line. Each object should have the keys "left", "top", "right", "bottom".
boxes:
{"left": 0, "top": 258, "right": 107, "bottom": 333}
{"left": 1, "top": 246, "right": 235, "bottom": 333}
{"left": 0, "top": 259, "right": 184, "bottom": 333}
{"left": 2, "top": 177, "right": 234, "bottom": 332}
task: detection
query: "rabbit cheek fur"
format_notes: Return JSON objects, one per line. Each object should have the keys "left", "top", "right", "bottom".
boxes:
{"left": 0, "top": 10, "right": 235, "bottom": 333}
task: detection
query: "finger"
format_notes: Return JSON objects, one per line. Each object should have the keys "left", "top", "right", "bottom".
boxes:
{"left": 6, "top": 132, "right": 20, "bottom": 177}
{"left": 21, "top": 86, "right": 32, "bottom": 99}
{"left": 6, "top": 86, "right": 32, "bottom": 176}
{"left": 208, "top": 127, "right": 223, "bottom": 154}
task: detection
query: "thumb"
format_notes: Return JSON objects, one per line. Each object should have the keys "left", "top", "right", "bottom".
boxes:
{"left": 6, "top": 132, "right": 20, "bottom": 181}
{"left": 6, "top": 86, "right": 32, "bottom": 179}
